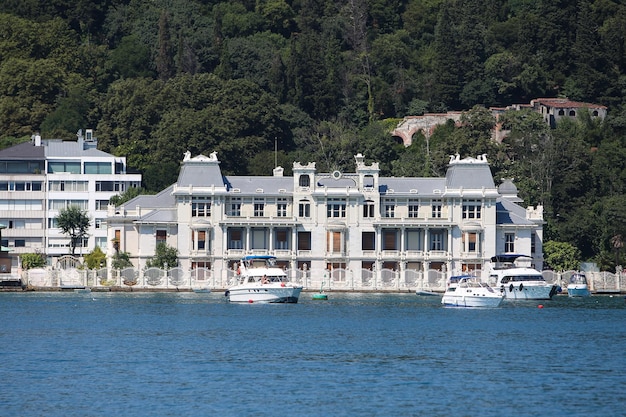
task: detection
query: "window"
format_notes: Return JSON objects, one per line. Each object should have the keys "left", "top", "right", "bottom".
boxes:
{"left": 463, "top": 232, "right": 479, "bottom": 253}
{"left": 298, "top": 231, "right": 311, "bottom": 251}
{"left": 383, "top": 199, "right": 395, "bottom": 218}
{"left": 431, "top": 199, "right": 442, "bottom": 218}
{"left": 254, "top": 198, "right": 265, "bottom": 217}
{"left": 96, "top": 181, "right": 114, "bottom": 192}
{"left": 193, "top": 230, "right": 207, "bottom": 250}
{"left": 505, "top": 233, "right": 515, "bottom": 253}
{"left": 327, "top": 198, "right": 346, "bottom": 218}
{"left": 362, "top": 232, "right": 375, "bottom": 251}
{"left": 12, "top": 220, "right": 21, "bottom": 229}
{"left": 15, "top": 239, "right": 25, "bottom": 247}
{"left": 49, "top": 200, "right": 88, "bottom": 210}
{"left": 228, "top": 197, "right": 241, "bottom": 217}
{"left": 363, "top": 175, "right": 374, "bottom": 188}
{"left": 462, "top": 199, "right": 481, "bottom": 219}
{"left": 156, "top": 230, "right": 167, "bottom": 243}
{"left": 48, "top": 161, "right": 80, "bottom": 174}
{"left": 96, "top": 237, "right": 107, "bottom": 250}
{"left": 228, "top": 229, "right": 244, "bottom": 249}
{"left": 192, "top": 198, "right": 211, "bottom": 217}
{"left": 277, "top": 198, "right": 287, "bottom": 217}
{"left": 327, "top": 231, "right": 343, "bottom": 253}
{"left": 95, "top": 219, "right": 103, "bottom": 229}
{"left": 382, "top": 229, "right": 397, "bottom": 250}
{"left": 299, "top": 175, "right": 310, "bottom": 187}
{"left": 95, "top": 200, "right": 109, "bottom": 211}
{"left": 408, "top": 199, "right": 419, "bottom": 218}
{"left": 298, "top": 200, "right": 310, "bottom": 218}
{"left": 0, "top": 181, "right": 42, "bottom": 191}
{"left": 84, "top": 162, "right": 112, "bottom": 174}
{"left": 0, "top": 199, "right": 43, "bottom": 210}
{"left": 430, "top": 230, "right": 444, "bottom": 251}
{"left": 363, "top": 200, "right": 375, "bottom": 218}
{"left": 0, "top": 161, "right": 43, "bottom": 174}
{"left": 49, "top": 181, "right": 87, "bottom": 192}
{"left": 275, "top": 228, "right": 289, "bottom": 250}
{"left": 251, "top": 228, "right": 267, "bottom": 249}
{"left": 531, "top": 233, "right": 536, "bottom": 254}
{"left": 406, "top": 229, "right": 422, "bottom": 251}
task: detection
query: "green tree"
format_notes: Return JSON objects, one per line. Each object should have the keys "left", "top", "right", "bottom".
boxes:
{"left": 56, "top": 205, "right": 91, "bottom": 255}
{"left": 21, "top": 252, "right": 46, "bottom": 270}
{"left": 156, "top": 10, "right": 174, "bottom": 81}
{"left": 145, "top": 242, "right": 178, "bottom": 269}
{"left": 111, "top": 251, "right": 133, "bottom": 270}
{"left": 109, "top": 187, "right": 144, "bottom": 207}
{"left": 543, "top": 240, "right": 581, "bottom": 271}
{"left": 83, "top": 246, "right": 106, "bottom": 270}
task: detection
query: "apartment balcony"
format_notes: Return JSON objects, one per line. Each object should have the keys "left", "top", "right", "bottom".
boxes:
{"left": 459, "top": 251, "right": 484, "bottom": 259}
{"left": 405, "top": 250, "right": 425, "bottom": 259}
{"left": 362, "top": 250, "right": 377, "bottom": 258}
{"left": 2, "top": 229, "right": 45, "bottom": 238}
{"left": 273, "top": 249, "right": 292, "bottom": 257}
{"left": 426, "top": 250, "right": 449, "bottom": 260}
{"left": 190, "top": 249, "right": 214, "bottom": 257}
{"left": 0, "top": 210, "right": 46, "bottom": 219}
{"left": 226, "top": 249, "right": 245, "bottom": 258}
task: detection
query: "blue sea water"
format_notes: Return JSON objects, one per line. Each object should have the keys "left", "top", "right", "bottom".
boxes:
{"left": 0, "top": 291, "right": 624, "bottom": 417}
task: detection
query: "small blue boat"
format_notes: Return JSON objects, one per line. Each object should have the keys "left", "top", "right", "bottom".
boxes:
{"left": 567, "top": 273, "right": 591, "bottom": 297}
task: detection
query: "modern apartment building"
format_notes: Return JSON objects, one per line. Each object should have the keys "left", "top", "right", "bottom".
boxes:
{"left": 107, "top": 151, "right": 544, "bottom": 284}
{"left": 0, "top": 130, "right": 142, "bottom": 266}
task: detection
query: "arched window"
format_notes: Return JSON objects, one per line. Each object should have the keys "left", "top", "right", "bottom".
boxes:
{"left": 569, "top": 110, "right": 576, "bottom": 116}
{"left": 299, "top": 174, "right": 310, "bottom": 187}
{"left": 558, "top": 109, "right": 565, "bottom": 116}
{"left": 592, "top": 110, "right": 599, "bottom": 117}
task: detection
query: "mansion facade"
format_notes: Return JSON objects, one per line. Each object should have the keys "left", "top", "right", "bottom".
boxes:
{"left": 107, "top": 151, "right": 544, "bottom": 284}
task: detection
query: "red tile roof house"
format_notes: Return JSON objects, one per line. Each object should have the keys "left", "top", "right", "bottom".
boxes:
{"left": 529, "top": 97, "right": 607, "bottom": 128}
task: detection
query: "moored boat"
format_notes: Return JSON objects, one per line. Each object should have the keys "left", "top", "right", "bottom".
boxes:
{"left": 441, "top": 275, "right": 503, "bottom": 308}
{"left": 567, "top": 273, "right": 591, "bottom": 297}
{"left": 225, "top": 255, "right": 303, "bottom": 303}
{"left": 489, "top": 255, "right": 558, "bottom": 300}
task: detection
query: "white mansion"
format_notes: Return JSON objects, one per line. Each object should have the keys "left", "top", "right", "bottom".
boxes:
{"left": 107, "top": 151, "right": 544, "bottom": 286}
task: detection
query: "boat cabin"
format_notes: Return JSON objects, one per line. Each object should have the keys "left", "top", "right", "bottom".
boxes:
{"left": 569, "top": 273, "right": 587, "bottom": 285}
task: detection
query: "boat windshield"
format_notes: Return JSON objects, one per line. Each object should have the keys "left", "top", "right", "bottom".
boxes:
{"left": 500, "top": 274, "right": 545, "bottom": 283}
{"left": 570, "top": 274, "right": 587, "bottom": 284}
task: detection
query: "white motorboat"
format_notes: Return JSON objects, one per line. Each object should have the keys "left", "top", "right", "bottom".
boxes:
{"left": 441, "top": 275, "right": 503, "bottom": 308}
{"left": 488, "top": 255, "right": 559, "bottom": 300}
{"left": 225, "top": 255, "right": 303, "bottom": 303}
{"left": 567, "top": 273, "right": 591, "bottom": 297}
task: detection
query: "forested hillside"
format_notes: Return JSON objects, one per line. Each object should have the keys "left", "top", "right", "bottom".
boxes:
{"left": 2, "top": 0, "right": 626, "bottom": 268}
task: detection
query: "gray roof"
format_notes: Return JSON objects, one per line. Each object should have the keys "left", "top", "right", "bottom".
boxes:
{"left": 136, "top": 208, "right": 177, "bottom": 224}
{"left": 496, "top": 198, "right": 533, "bottom": 226}
{"left": 0, "top": 141, "right": 45, "bottom": 160}
{"left": 44, "top": 140, "right": 111, "bottom": 158}
{"left": 226, "top": 176, "right": 294, "bottom": 194}
{"left": 177, "top": 162, "right": 226, "bottom": 188}
{"left": 445, "top": 162, "right": 495, "bottom": 189}
{"left": 124, "top": 185, "right": 175, "bottom": 210}
{"left": 381, "top": 177, "right": 445, "bottom": 194}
